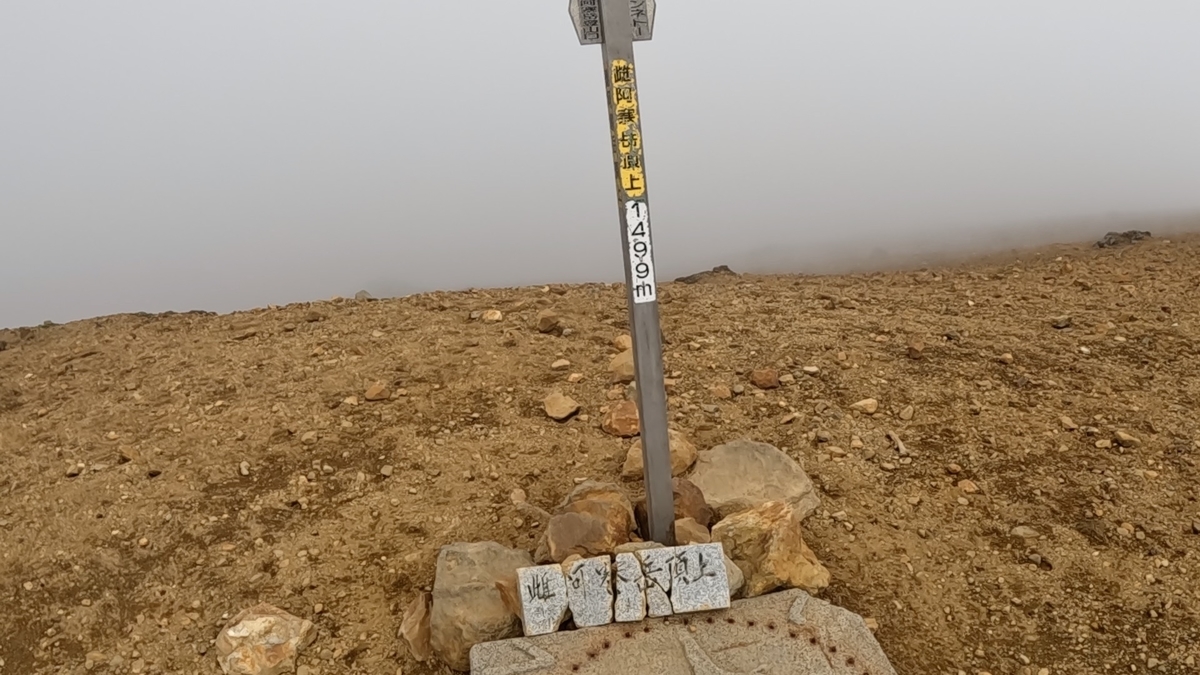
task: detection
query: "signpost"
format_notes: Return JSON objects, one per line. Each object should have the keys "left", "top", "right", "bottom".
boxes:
{"left": 569, "top": 0, "right": 674, "bottom": 546}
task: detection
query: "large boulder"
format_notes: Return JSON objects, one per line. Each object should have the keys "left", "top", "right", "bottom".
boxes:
{"left": 215, "top": 603, "right": 316, "bottom": 675}
{"left": 535, "top": 482, "right": 636, "bottom": 563}
{"left": 621, "top": 429, "right": 698, "bottom": 479}
{"left": 430, "top": 542, "right": 534, "bottom": 671}
{"left": 687, "top": 440, "right": 819, "bottom": 520}
{"left": 712, "top": 501, "right": 830, "bottom": 597}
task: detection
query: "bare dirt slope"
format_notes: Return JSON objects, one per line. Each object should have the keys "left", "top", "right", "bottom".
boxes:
{"left": 1, "top": 235, "right": 1198, "bottom": 675}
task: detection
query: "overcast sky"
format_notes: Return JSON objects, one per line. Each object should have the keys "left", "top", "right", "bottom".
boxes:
{"left": 2, "top": 2, "right": 1198, "bottom": 328}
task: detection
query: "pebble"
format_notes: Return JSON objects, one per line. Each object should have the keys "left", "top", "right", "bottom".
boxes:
{"left": 239, "top": 461, "right": 251, "bottom": 476}
{"left": 850, "top": 436, "right": 864, "bottom": 450}
{"left": 899, "top": 405, "right": 914, "bottom": 421}
{"left": 481, "top": 310, "right": 504, "bottom": 323}
{"left": 946, "top": 463, "right": 962, "bottom": 474}
{"left": 851, "top": 398, "right": 879, "bottom": 414}
{"left": 301, "top": 431, "right": 319, "bottom": 445}
{"left": 802, "top": 366, "right": 820, "bottom": 375}
{"left": 551, "top": 359, "right": 571, "bottom": 370}
{"left": 1060, "top": 415, "right": 1078, "bottom": 431}
{"left": 957, "top": 497, "right": 969, "bottom": 506}
{"left": 1095, "top": 439, "right": 1112, "bottom": 449}
{"left": 1051, "top": 315, "right": 1072, "bottom": 329}
{"left": 998, "top": 353, "right": 1014, "bottom": 365}
{"left": 1010, "top": 526, "right": 1040, "bottom": 539}
{"left": 1114, "top": 430, "right": 1141, "bottom": 448}
{"left": 365, "top": 382, "right": 391, "bottom": 401}
{"left": 380, "top": 465, "right": 394, "bottom": 477}
{"left": 957, "top": 480, "right": 979, "bottom": 494}
{"left": 567, "top": 373, "right": 584, "bottom": 383}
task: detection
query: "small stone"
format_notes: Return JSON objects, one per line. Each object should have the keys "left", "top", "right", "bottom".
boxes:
{"left": 851, "top": 398, "right": 879, "bottom": 414}
{"left": 906, "top": 339, "right": 925, "bottom": 359}
{"left": 957, "top": 479, "right": 979, "bottom": 494}
{"left": 1192, "top": 520, "right": 1200, "bottom": 535}
{"left": 510, "top": 488, "right": 527, "bottom": 505}
{"left": 670, "top": 543, "right": 732, "bottom": 613}
{"left": 354, "top": 290, "right": 375, "bottom": 301}
{"left": 399, "top": 592, "right": 433, "bottom": 662}
{"left": 622, "top": 429, "right": 697, "bottom": 479}
{"left": 1010, "top": 526, "right": 1040, "bottom": 539}
{"left": 779, "top": 373, "right": 796, "bottom": 384}
{"left": 481, "top": 310, "right": 504, "bottom": 323}
{"left": 118, "top": 446, "right": 141, "bottom": 464}
{"left": 613, "top": 334, "right": 633, "bottom": 351}
{"left": 380, "top": 465, "right": 394, "bottom": 477}
{"left": 535, "top": 309, "right": 561, "bottom": 334}
{"left": 946, "top": 463, "right": 962, "bottom": 474}
{"left": 850, "top": 436, "right": 864, "bottom": 450}
{"left": 1114, "top": 430, "right": 1141, "bottom": 448}
{"left": 899, "top": 405, "right": 914, "bottom": 421}
{"left": 674, "top": 517, "right": 710, "bottom": 544}
{"left": 802, "top": 366, "right": 820, "bottom": 376}
{"left": 1095, "top": 439, "right": 1112, "bottom": 449}
{"left": 550, "top": 359, "right": 571, "bottom": 370}
{"left": 709, "top": 384, "right": 733, "bottom": 399}
{"left": 567, "top": 372, "right": 584, "bottom": 383}
{"left": 138, "top": 537, "right": 149, "bottom": 547}
{"left": 601, "top": 401, "right": 640, "bottom": 437}
{"left": 998, "top": 353, "right": 1014, "bottom": 365}
{"left": 239, "top": 461, "right": 251, "bottom": 476}
{"left": 613, "top": 553, "right": 646, "bottom": 622}
{"left": 515, "top": 565, "right": 569, "bottom": 636}
{"left": 564, "top": 557, "right": 613, "bottom": 627}
{"left": 543, "top": 392, "right": 581, "bottom": 422}
{"left": 1060, "top": 415, "right": 1078, "bottom": 431}
{"left": 216, "top": 603, "right": 317, "bottom": 675}
{"left": 609, "top": 349, "right": 636, "bottom": 384}
{"left": 1051, "top": 315, "right": 1072, "bottom": 329}
{"left": 365, "top": 382, "right": 391, "bottom": 401}
{"left": 300, "top": 431, "right": 318, "bottom": 446}
{"left": 749, "top": 369, "right": 780, "bottom": 389}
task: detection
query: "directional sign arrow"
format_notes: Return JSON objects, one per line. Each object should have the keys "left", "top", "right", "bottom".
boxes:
{"left": 569, "top": 0, "right": 656, "bottom": 45}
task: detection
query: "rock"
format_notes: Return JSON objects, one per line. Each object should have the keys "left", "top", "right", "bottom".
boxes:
{"left": 749, "top": 369, "right": 780, "bottom": 389}
{"left": 215, "top": 603, "right": 317, "bottom": 675}
{"left": 515, "top": 566, "right": 569, "bottom": 636}
{"left": 723, "top": 552, "right": 746, "bottom": 598}
{"left": 674, "top": 517, "right": 710, "bottom": 544}
{"left": 1051, "top": 315, "right": 1072, "bottom": 329}
{"left": 635, "top": 477, "right": 715, "bottom": 532}
{"left": 400, "top": 593, "right": 432, "bottom": 662}
{"left": 430, "top": 542, "right": 534, "bottom": 671}
{"left": 1010, "top": 526, "right": 1040, "bottom": 539}
{"left": 1192, "top": 520, "right": 1200, "bottom": 535}
{"left": 613, "top": 334, "right": 633, "bottom": 351}
{"left": 535, "top": 310, "right": 560, "bottom": 334}
{"left": 614, "top": 541, "right": 665, "bottom": 554}
{"left": 670, "top": 543, "right": 732, "bottom": 614}
{"left": 1114, "top": 430, "right": 1141, "bottom": 448}
{"left": 1060, "top": 416, "right": 1079, "bottom": 431}
{"left": 779, "top": 373, "right": 796, "bottom": 384}
{"left": 601, "top": 401, "right": 640, "bottom": 437}
{"left": 354, "top": 290, "right": 375, "bottom": 301}
{"left": 609, "top": 349, "right": 636, "bottom": 383}
{"left": 712, "top": 501, "right": 831, "bottom": 597}
{"left": 998, "top": 353, "right": 1014, "bottom": 365}
{"left": 613, "top": 553, "right": 647, "bottom": 622}
{"left": 621, "top": 429, "right": 697, "bottom": 479}
{"left": 567, "top": 372, "right": 583, "bottom": 383}
{"left": 906, "top": 339, "right": 925, "bottom": 360}
{"left": 957, "top": 479, "right": 979, "bottom": 494}
{"left": 709, "top": 384, "right": 733, "bottom": 400}
{"left": 564, "top": 557, "right": 613, "bottom": 627}
{"left": 481, "top": 310, "right": 504, "bottom": 323}
{"left": 550, "top": 359, "right": 571, "bottom": 370}
{"left": 300, "top": 431, "right": 318, "bottom": 446}
{"left": 542, "top": 392, "right": 580, "bottom": 422}
{"left": 802, "top": 366, "right": 820, "bottom": 376}
{"left": 1095, "top": 230, "right": 1151, "bottom": 248}
{"left": 537, "top": 482, "right": 636, "bottom": 563}
{"left": 899, "top": 405, "right": 914, "bottom": 421}
{"left": 687, "top": 440, "right": 819, "bottom": 521}
{"left": 380, "top": 465, "right": 394, "bottom": 478}
{"left": 364, "top": 383, "right": 391, "bottom": 401}
{"left": 850, "top": 398, "right": 879, "bottom": 414}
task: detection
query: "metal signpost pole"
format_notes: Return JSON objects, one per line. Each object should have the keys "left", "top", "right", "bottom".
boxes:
{"left": 570, "top": 0, "right": 674, "bottom": 545}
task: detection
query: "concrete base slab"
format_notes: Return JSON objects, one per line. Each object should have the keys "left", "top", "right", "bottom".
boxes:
{"left": 469, "top": 589, "right": 895, "bottom": 674}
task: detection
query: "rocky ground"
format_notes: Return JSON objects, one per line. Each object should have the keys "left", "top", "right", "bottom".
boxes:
{"left": 1, "top": 233, "right": 1199, "bottom": 675}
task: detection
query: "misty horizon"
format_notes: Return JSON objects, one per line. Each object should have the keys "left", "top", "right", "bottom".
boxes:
{"left": 3, "top": 2, "right": 1199, "bottom": 329}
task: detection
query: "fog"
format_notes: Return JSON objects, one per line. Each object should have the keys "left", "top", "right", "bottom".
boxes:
{"left": 2, "top": 2, "right": 1199, "bottom": 328}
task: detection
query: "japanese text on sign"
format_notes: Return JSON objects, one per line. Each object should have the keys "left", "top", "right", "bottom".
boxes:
{"left": 577, "top": 0, "right": 601, "bottom": 43}
{"left": 625, "top": 200, "right": 657, "bottom": 304}
{"left": 630, "top": 0, "right": 652, "bottom": 40}
{"left": 610, "top": 59, "right": 645, "bottom": 197}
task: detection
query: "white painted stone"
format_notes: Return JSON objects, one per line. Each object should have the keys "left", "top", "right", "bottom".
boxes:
{"left": 613, "top": 553, "right": 646, "bottom": 622}
{"left": 564, "top": 556, "right": 613, "bottom": 628}
{"left": 636, "top": 547, "right": 675, "bottom": 617}
{"left": 670, "top": 543, "right": 732, "bottom": 614}
{"left": 517, "top": 565, "right": 570, "bottom": 636}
